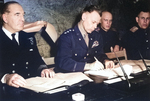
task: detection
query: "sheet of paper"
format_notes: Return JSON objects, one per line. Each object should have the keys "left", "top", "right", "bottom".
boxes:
{"left": 84, "top": 64, "right": 132, "bottom": 79}
{"left": 84, "top": 59, "right": 150, "bottom": 79}
{"left": 119, "top": 60, "right": 149, "bottom": 73}
{"left": 23, "top": 72, "right": 93, "bottom": 93}
{"left": 104, "top": 76, "right": 133, "bottom": 84}
{"left": 84, "top": 69, "right": 117, "bottom": 79}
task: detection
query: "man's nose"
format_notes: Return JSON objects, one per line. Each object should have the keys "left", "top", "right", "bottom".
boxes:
{"left": 107, "top": 21, "right": 109, "bottom": 24}
{"left": 21, "top": 15, "right": 25, "bottom": 22}
{"left": 94, "top": 24, "right": 97, "bottom": 29}
{"left": 144, "top": 18, "right": 149, "bottom": 23}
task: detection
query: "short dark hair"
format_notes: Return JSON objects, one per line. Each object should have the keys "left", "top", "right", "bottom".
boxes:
{"left": 135, "top": 1, "right": 150, "bottom": 17}
{"left": 0, "top": 1, "right": 20, "bottom": 25}
{"left": 72, "top": 5, "right": 102, "bottom": 27}
{"left": 82, "top": 5, "right": 102, "bottom": 16}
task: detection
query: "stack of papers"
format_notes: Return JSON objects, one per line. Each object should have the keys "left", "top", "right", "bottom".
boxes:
{"left": 23, "top": 72, "right": 93, "bottom": 93}
{"left": 84, "top": 69, "right": 117, "bottom": 79}
{"left": 84, "top": 64, "right": 133, "bottom": 79}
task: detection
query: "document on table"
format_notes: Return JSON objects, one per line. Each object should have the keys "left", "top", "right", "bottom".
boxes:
{"left": 104, "top": 76, "right": 133, "bottom": 84}
{"left": 118, "top": 60, "right": 149, "bottom": 73}
{"left": 23, "top": 72, "right": 93, "bottom": 93}
{"left": 84, "top": 69, "right": 117, "bottom": 79}
{"left": 84, "top": 64, "right": 133, "bottom": 79}
{"left": 84, "top": 59, "right": 150, "bottom": 84}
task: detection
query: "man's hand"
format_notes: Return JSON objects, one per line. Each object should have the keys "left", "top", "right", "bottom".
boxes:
{"left": 105, "top": 60, "right": 114, "bottom": 69}
{"left": 110, "top": 46, "right": 123, "bottom": 52}
{"left": 41, "top": 68, "right": 55, "bottom": 78}
{"left": 5, "top": 74, "right": 26, "bottom": 88}
{"left": 84, "top": 60, "right": 104, "bottom": 71}
{"left": 113, "top": 45, "right": 119, "bottom": 52}
{"left": 90, "top": 60, "right": 104, "bottom": 70}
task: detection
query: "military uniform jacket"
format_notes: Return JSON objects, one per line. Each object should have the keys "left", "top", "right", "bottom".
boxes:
{"left": 55, "top": 25, "right": 108, "bottom": 72}
{"left": 0, "top": 27, "right": 47, "bottom": 79}
{"left": 99, "top": 28, "right": 120, "bottom": 53}
{"left": 122, "top": 26, "right": 150, "bottom": 60}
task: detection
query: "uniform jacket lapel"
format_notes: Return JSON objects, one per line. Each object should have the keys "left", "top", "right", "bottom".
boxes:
{"left": 74, "top": 25, "right": 88, "bottom": 49}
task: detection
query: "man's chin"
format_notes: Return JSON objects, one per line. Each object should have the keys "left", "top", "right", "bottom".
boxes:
{"left": 87, "top": 30, "right": 92, "bottom": 34}
{"left": 17, "top": 27, "right": 24, "bottom": 31}
{"left": 105, "top": 27, "right": 110, "bottom": 30}
{"left": 141, "top": 26, "right": 148, "bottom": 29}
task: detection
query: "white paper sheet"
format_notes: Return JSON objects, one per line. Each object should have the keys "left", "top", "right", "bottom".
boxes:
{"left": 84, "top": 64, "right": 132, "bottom": 79}
{"left": 23, "top": 72, "right": 93, "bottom": 93}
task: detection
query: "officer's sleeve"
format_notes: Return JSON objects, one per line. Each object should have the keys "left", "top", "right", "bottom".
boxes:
{"left": 55, "top": 34, "right": 85, "bottom": 72}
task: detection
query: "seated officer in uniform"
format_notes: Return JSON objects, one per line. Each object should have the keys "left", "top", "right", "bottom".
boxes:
{"left": 55, "top": 5, "right": 114, "bottom": 73}
{"left": 0, "top": 1, "right": 55, "bottom": 88}
{"left": 97, "top": 11, "right": 121, "bottom": 53}
{"left": 121, "top": 2, "right": 150, "bottom": 60}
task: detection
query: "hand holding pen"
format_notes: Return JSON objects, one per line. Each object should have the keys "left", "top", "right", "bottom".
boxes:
{"left": 90, "top": 57, "right": 104, "bottom": 71}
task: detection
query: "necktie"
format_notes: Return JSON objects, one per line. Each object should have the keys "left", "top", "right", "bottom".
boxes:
{"left": 11, "top": 33, "right": 18, "bottom": 46}
{"left": 84, "top": 34, "right": 89, "bottom": 46}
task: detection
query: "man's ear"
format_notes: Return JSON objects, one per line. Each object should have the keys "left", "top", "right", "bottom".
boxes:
{"left": 136, "top": 17, "right": 139, "bottom": 23}
{"left": 99, "top": 18, "right": 101, "bottom": 23}
{"left": 2, "top": 14, "right": 7, "bottom": 23}
{"left": 82, "top": 13, "right": 87, "bottom": 21}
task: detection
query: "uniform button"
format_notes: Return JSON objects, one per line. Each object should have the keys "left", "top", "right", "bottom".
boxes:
{"left": 75, "top": 54, "right": 77, "bottom": 56}
{"left": 91, "top": 38, "right": 93, "bottom": 40}
{"left": 28, "top": 74, "right": 30, "bottom": 76}
{"left": 145, "top": 33, "right": 147, "bottom": 35}
{"left": 79, "top": 38, "right": 81, "bottom": 41}
{"left": 84, "top": 57, "right": 86, "bottom": 59}
{"left": 95, "top": 51, "right": 97, "bottom": 53}
{"left": 12, "top": 63, "right": 15, "bottom": 66}
{"left": 147, "top": 47, "right": 149, "bottom": 49}
{"left": 87, "top": 53, "right": 89, "bottom": 56}
{"left": 29, "top": 49, "right": 33, "bottom": 51}
{"left": 26, "top": 62, "right": 28, "bottom": 65}
{"left": 146, "top": 40, "right": 148, "bottom": 42}
{"left": 26, "top": 67, "right": 28, "bottom": 69}
{"left": 12, "top": 70, "right": 15, "bottom": 73}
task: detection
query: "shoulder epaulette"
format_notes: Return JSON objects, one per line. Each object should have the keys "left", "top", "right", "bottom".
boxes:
{"left": 130, "top": 26, "right": 138, "bottom": 33}
{"left": 64, "top": 28, "right": 75, "bottom": 34}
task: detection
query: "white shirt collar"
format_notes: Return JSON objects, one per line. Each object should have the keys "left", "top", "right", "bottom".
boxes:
{"left": 2, "top": 26, "right": 19, "bottom": 43}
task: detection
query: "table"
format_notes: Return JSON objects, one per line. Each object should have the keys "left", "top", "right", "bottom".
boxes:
{"left": 1, "top": 79, "right": 150, "bottom": 101}
{"left": 1, "top": 60, "right": 150, "bottom": 101}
